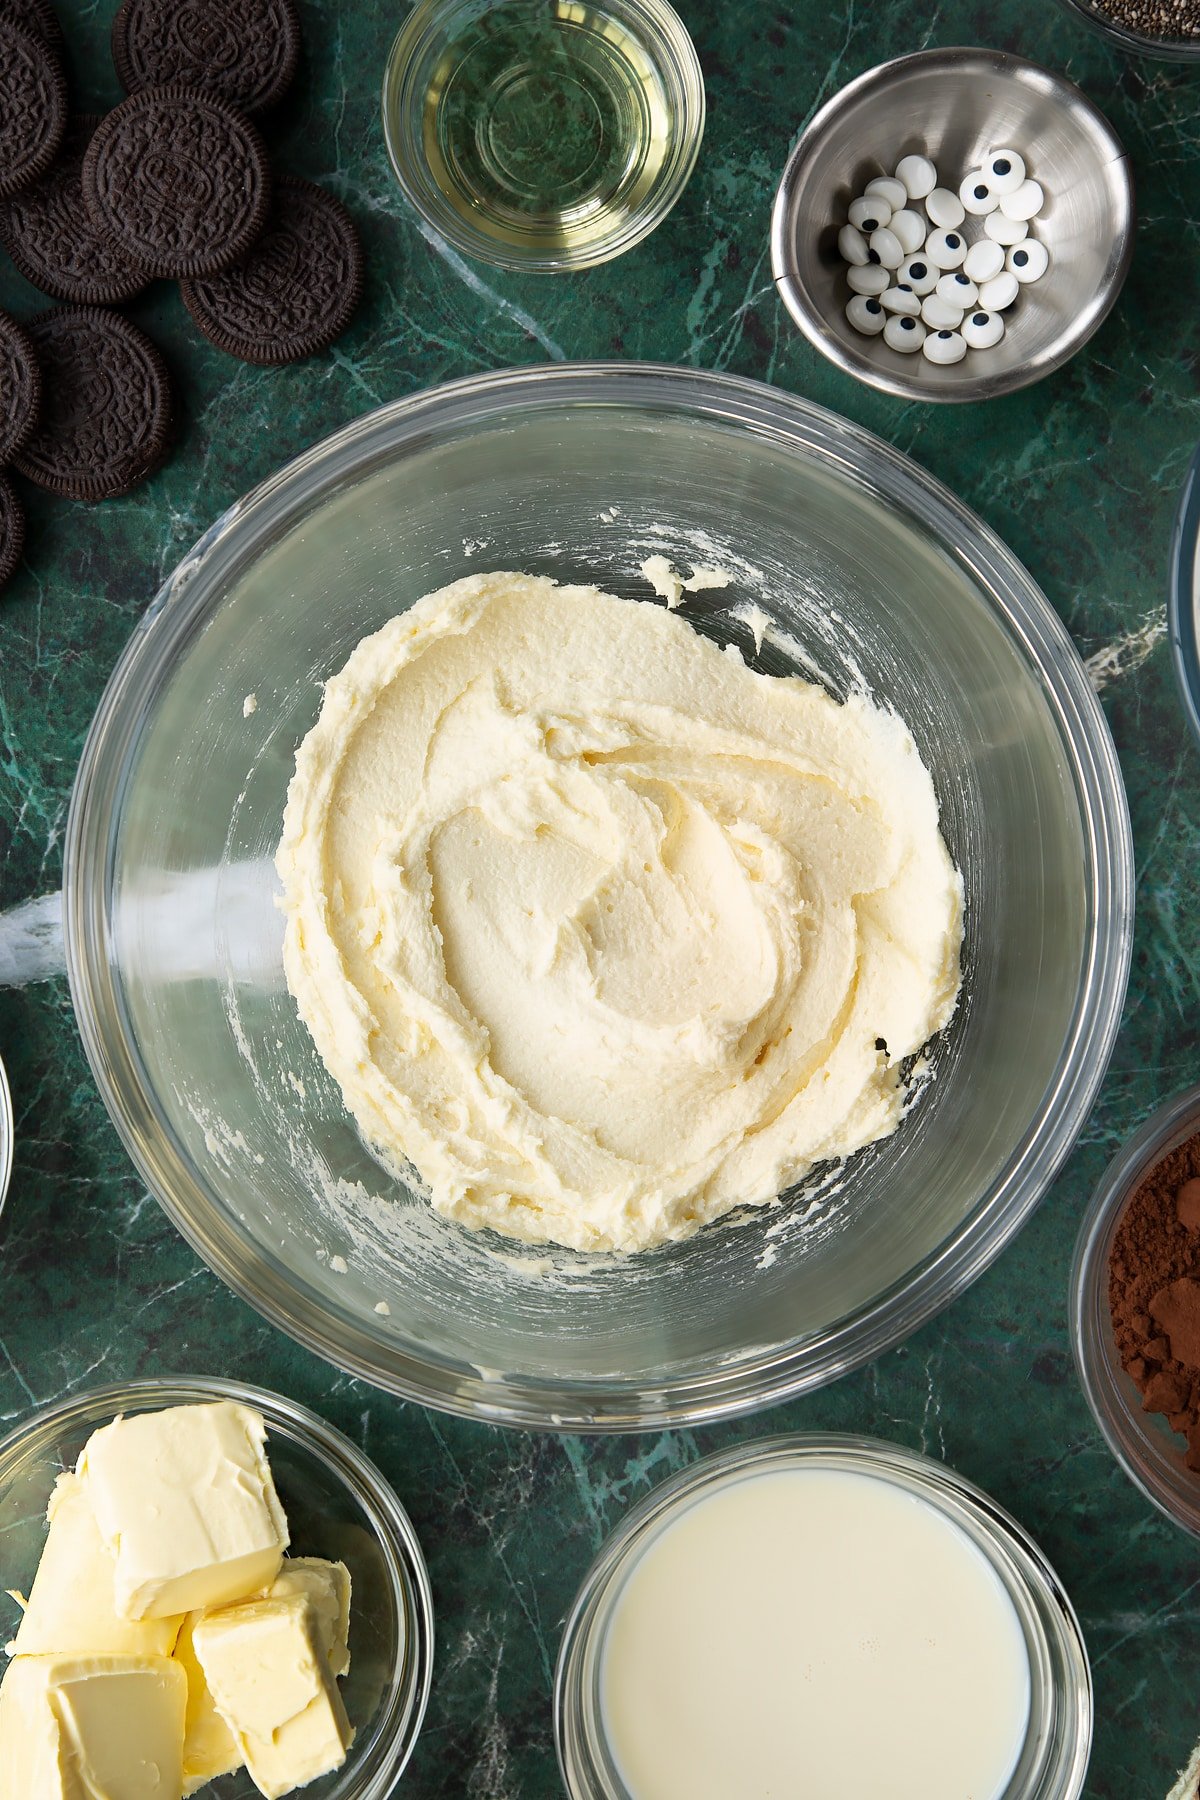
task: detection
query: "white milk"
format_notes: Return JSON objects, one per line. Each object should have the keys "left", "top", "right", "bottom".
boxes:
{"left": 600, "top": 1466, "right": 1031, "bottom": 1800}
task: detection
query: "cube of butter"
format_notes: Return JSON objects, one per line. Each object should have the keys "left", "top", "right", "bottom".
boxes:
{"left": 268, "top": 1557, "right": 352, "bottom": 1678}
{"left": 174, "top": 1611, "right": 244, "bottom": 1797}
{"left": 79, "top": 1401, "right": 289, "bottom": 1619}
{"left": 0, "top": 1651, "right": 186, "bottom": 1800}
{"left": 193, "top": 1592, "right": 354, "bottom": 1800}
{"left": 7, "top": 1472, "right": 183, "bottom": 1659}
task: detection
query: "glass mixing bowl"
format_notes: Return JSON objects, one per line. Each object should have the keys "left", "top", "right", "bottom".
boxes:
{"left": 1169, "top": 439, "right": 1200, "bottom": 751}
{"left": 63, "top": 365, "right": 1133, "bottom": 1431}
{"left": 0, "top": 1376, "right": 434, "bottom": 1800}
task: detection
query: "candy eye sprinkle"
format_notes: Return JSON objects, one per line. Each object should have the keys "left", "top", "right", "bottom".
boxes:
{"left": 959, "top": 171, "right": 999, "bottom": 216}
{"left": 848, "top": 194, "right": 891, "bottom": 233}
{"left": 897, "top": 254, "right": 937, "bottom": 294}
{"left": 925, "top": 228, "right": 967, "bottom": 270}
{"left": 985, "top": 148, "right": 1026, "bottom": 195}
{"left": 846, "top": 292, "right": 887, "bottom": 335}
{"left": 1007, "top": 237, "right": 1049, "bottom": 284}
{"left": 828, "top": 139, "right": 1046, "bottom": 376}
{"left": 962, "top": 308, "right": 1005, "bottom": 349}
{"left": 922, "top": 326, "right": 967, "bottom": 365}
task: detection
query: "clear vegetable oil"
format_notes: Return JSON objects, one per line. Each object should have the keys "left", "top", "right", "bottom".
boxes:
{"left": 415, "top": 0, "right": 679, "bottom": 261}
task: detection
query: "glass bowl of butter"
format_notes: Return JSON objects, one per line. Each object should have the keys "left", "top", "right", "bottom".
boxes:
{"left": 63, "top": 363, "right": 1133, "bottom": 1431}
{"left": 0, "top": 1376, "right": 433, "bottom": 1800}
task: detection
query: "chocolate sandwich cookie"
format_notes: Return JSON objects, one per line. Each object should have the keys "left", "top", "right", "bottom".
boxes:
{"left": 112, "top": 0, "right": 301, "bottom": 115}
{"left": 2, "top": 0, "right": 64, "bottom": 50}
{"left": 0, "top": 116, "right": 151, "bottom": 304}
{"left": 81, "top": 85, "right": 271, "bottom": 279}
{"left": 0, "top": 13, "right": 67, "bottom": 198}
{"left": 181, "top": 176, "right": 364, "bottom": 365}
{"left": 0, "top": 474, "right": 26, "bottom": 595}
{"left": 0, "top": 310, "right": 42, "bottom": 462}
{"left": 12, "top": 307, "right": 174, "bottom": 501}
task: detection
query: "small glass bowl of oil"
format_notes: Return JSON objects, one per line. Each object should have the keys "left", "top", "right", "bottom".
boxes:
{"left": 382, "top": 0, "right": 705, "bottom": 271}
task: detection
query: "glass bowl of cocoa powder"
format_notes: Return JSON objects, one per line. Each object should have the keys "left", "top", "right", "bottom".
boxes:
{"left": 1072, "top": 1082, "right": 1200, "bottom": 1536}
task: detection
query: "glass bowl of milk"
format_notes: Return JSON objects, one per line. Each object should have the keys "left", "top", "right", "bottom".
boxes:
{"left": 555, "top": 1433, "right": 1092, "bottom": 1800}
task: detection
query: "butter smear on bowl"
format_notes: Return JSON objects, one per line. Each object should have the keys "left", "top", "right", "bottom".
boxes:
{"left": 0, "top": 1400, "right": 354, "bottom": 1799}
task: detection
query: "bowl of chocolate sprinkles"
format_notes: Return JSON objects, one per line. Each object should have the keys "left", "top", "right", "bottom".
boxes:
{"left": 1072, "top": 1082, "right": 1200, "bottom": 1537}
{"left": 1056, "top": 0, "right": 1200, "bottom": 61}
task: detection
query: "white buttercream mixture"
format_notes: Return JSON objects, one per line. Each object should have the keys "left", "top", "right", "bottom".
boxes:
{"left": 276, "top": 571, "right": 963, "bottom": 1254}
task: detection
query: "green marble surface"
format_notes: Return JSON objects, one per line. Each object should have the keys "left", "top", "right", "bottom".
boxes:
{"left": 1, "top": 0, "right": 1199, "bottom": 1794}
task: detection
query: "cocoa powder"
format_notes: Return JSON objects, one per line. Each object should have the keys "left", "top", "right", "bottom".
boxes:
{"left": 1109, "top": 1129, "right": 1200, "bottom": 1469}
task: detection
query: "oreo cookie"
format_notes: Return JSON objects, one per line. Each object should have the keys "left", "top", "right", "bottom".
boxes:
{"left": 0, "top": 116, "right": 151, "bottom": 304}
{"left": 181, "top": 177, "right": 363, "bottom": 365}
{"left": 2, "top": 0, "right": 65, "bottom": 50}
{"left": 112, "top": 0, "right": 301, "bottom": 115}
{"left": 81, "top": 84, "right": 271, "bottom": 279}
{"left": 12, "top": 306, "right": 174, "bottom": 501}
{"left": 0, "top": 473, "right": 26, "bottom": 595}
{"left": 0, "top": 310, "right": 42, "bottom": 461}
{"left": 0, "top": 13, "right": 67, "bottom": 199}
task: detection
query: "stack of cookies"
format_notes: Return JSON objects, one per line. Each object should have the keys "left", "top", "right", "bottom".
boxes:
{"left": 0, "top": 0, "right": 365, "bottom": 592}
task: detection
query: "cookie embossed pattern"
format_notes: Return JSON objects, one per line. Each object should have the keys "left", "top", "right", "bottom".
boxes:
{"left": 111, "top": 0, "right": 303, "bottom": 111}
{"left": 0, "top": 113, "right": 151, "bottom": 303}
{"left": 0, "top": 11, "right": 66, "bottom": 199}
{"left": 181, "top": 176, "right": 366, "bottom": 365}
{"left": 11, "top": 307, "right": 173, "bottom": 501}
{"left": 81, "top": 85, "right": 274, "bottom": 278}
{"left": 0, "top": 0, "right": 363, "bottom": 597}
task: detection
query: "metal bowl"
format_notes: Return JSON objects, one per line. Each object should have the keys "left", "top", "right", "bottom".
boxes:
{"left": 771, "top": 47, "right": 1135, "bottom": 403}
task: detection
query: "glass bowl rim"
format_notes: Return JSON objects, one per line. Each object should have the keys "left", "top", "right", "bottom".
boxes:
{"left": 1168, "top": 439, "right": 1200, "bottom": 752}
{"left": 380, "top": 0, "right": 706, "bottom": 273}
{"left": 552, "top": 1430, "right": 1093, "bottom": 1800}
{"left": 0, "top": 1372, "right": 435, "bottom": 1799}
{"left": 0, "top": 1054, "right": 11, "bottom": 1221}
{"left": 63, "top": 360, "right": 1134, "bottom": 1432}
{"left": 770, "top": 45, "right": 1136, "bottom": 404}
{"left": 1070, "top": 1080, "right": 1200, "bottom": 1538}
{"left": 1053, "top": 0, "right": 1200, "bottom": 61}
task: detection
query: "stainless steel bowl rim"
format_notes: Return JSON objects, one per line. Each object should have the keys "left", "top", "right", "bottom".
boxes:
{"left": 1169, "top": 440, "right": 1200, "bottom": 752}
{"left": 0, "top": 1372, "right": 435, "bottom": 1798}
{"left": 64, "top": 361, "right": 1135, "bottom": 1431}
{"left": 554, "top": 1431, "right": 1093, "bottom": 1800}
{"left": 771, "top": 46, "right": 1135, "bottom": 404}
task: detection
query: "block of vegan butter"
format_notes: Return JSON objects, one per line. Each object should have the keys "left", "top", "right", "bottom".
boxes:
{"left": 79, "top": 1401, "right": 289, "bottom": 1619}
{"left": 0, "top": 1651, "right": 186, "bottom": 1800}
{"left": 6, "top": 1472, "right": 183, "bottom": 1659}
{"left": 194, "top": 1592, "right": 354, "bottom": 1800}
{"left": 174, "top": 1611, "right": 244, "bottom": 1797}
{"left": 269, "top": 1557, "right": 352, "bottom": 1677}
